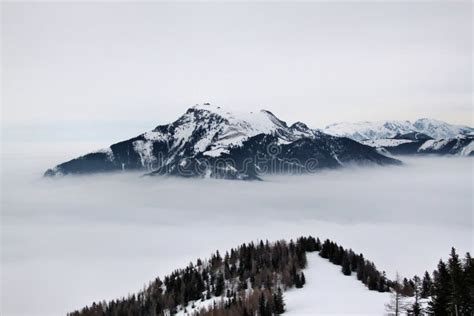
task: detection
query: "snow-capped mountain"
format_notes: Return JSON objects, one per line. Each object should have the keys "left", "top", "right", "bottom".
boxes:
{"left": 324, "top": 119, "right": 473, "bottom": 141}
{"left": 44, "top": 104, "right": 399, "bottom": 179}
{"left": 362, "top": 134, "right": 474, "bottom": 156}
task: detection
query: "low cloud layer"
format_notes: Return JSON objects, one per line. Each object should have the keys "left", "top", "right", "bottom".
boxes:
{"left": 2, "top": 142, "right": 473, "bottom": 315}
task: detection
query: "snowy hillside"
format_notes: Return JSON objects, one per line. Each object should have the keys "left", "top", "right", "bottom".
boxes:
{"left": 174, "top": 253, "right": 392, "bottom": 316}
{"left": 67, "top": 236, "right": 469, "bottom": 316}
{"left": 324, "top": 119, "right": 473, "bottom": 141}
{"left": 68, "top": 237, "right": 394, "bottom": 316}
{"left": 284, "top": 253, "right": 390, "bottom": 315}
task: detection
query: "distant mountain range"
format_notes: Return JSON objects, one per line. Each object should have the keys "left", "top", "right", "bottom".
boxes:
{"left": 323, "top": 118, "right": 472, "bottom": 141}
{"left": 324, "top": 119, "right": 473, "bottom": 157}
{"left": 44, "top": 104, "right": 399, "bottom": 179}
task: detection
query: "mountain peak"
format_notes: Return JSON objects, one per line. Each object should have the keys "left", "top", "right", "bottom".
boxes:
{"left": 186, "top": 103, "right": 288, "bottom": 134}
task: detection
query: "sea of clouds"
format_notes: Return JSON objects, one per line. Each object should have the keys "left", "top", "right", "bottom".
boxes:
{"left": 1, "top": 141, "right": 472, "bottom": 315}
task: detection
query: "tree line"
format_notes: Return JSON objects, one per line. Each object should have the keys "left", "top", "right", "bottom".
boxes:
{"left": 68, "top": 236, "right": 471, "bottom": 316}
{"left": 69, "top": 238, "right": 309, "bottom": 316}
{"left": 386, "top": 247, "right": 473, "bottom": 315}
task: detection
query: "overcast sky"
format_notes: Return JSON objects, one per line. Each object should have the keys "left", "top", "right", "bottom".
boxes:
{"left": 2, "top": 1, "right": 472, "bottom": 141}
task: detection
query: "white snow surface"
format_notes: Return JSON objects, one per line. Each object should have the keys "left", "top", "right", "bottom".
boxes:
{"left": 460, "top": 140, "right": 474, "bottom": 156}
{"left": 133, "top": 140, "right": 156, "bottom": 170}
{"left": 192, "top": 104, "right": 284, "bottom": 136}
{"left": 361, "top": 139, "right": 413, "bottom": 148}
{"left": 285, "top": 253, "right": 390, "bottom": 315}
{"left": 174, "top": 297, "right": 229, "bottom": 316}
{"left": 95, "top": 147, "right": 114, "bottom": 161}
{"left": 418, "top": 139, "right": 449, "bottom": 151}
{"left": 324, "top": 118, "right": 472, "bottom": 141}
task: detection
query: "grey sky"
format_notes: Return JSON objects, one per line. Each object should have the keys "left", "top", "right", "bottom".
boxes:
{"left": 2, "top": 1, "right": 472, "bottom": 139}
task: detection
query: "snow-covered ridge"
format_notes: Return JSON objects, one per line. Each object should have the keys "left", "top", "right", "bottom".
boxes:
{"left": 191, "top": 103, "right": 286, "bottom": 134}
{"left": 180, "top": 104, "right": 292, "bottom": 157}
{"left": 324, "top": 119, "right": 473, "bottom": 141}
{"left": 140, "top": 103, "right": 318, "bottom": 160}
{"left": 362, "top": 134, "right": 474, "bottom": 157}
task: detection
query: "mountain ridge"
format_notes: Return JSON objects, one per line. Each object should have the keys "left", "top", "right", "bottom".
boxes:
{"left": 324, "top": 118, "right": 472, "bottom": 141}
{"left": 44, "top": 104, "right": 399, "bottom": 179}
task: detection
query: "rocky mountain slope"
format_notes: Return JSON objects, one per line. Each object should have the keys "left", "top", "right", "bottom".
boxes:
{"left": 380, "top": 135, "right": 474, "bottom": 156}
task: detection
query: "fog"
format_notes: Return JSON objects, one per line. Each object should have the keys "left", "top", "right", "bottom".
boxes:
{"left": 1, "top": 142, "right": 473, "bottom": 316}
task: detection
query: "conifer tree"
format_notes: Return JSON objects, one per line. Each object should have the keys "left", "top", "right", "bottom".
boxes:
{"left": 258, "top": 292, "right": 267, "bottom": 316}
{"left": 447, "top": 247, "right": 465, "bottom": 315}
{"left": 463, "top": 252, "right": 474, "bottom": 314}
{"left": 273, "top": 288, "right": 285, "bottom": 314}
{"left": 429, "top": 260, "right": 451, "bottom": 315}
{"left": 356, "top": 255, "right": 365, "bottom": 281}
{"left": 294, "top": 273, "right": 303, "bottom": 289}
{"left": 342, "top": 254, "right": 351, "bottom": 276}
{"left": 300, "top": 272, "right": 306, "bottom": 286}
{"left": 214, "top": 274, "right": 225, "bottom": 297}
{"left": 421, "top": 271, "right": 433, "bottom": 298}
{"left": 378, "top": 271, "right": 387, "bottom": 292}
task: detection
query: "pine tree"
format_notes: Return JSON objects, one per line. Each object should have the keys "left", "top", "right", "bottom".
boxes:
{"left": 447, "top": 247, "right": 466, "bottom": 315}
{"left": 319, "top": 239, "right": 331, "bottom": 259}
{"left": 259, "top": 292, "right": 267, "bottom": 316}
{"left": 273, "top": 288, "right": 285, "bottom": 314}
{"left": 378, "top": 271, "right": 387, "bottom": 292}
{"left": 463, "top": 252, "right": 474, "bottom": 314}
{"left": 205, "top": 283, "right": 212, "bottom": 300}
{"left": 342, "top": 254, "right": 351, "bottom": 276}
{"left": 300, "top": 272, "right": 306, "bottom": 286}
{"left": 214, "top": 274, "right": 225, "bottom": 297}
{"left": 294, "top": 272, "right": 303, "bottom": 289}
{"left": 421, "top": 271, "right": 433, "bottom": 298}
{"left": 429, "top": 260, "right": 451, "bottom": 315}
{"left": 356, "top": 255, "right": 365, "bottom": 281}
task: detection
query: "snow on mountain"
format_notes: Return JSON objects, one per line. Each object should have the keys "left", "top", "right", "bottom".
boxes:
{"left": 182, "top": 104, "right": 294, "bottom": 157}
{"left": 412, "top": 118, "right": 472, "bottom": 140}
{"left": 324, "top": 119, "right": 473, "bottom": 141}
{"left": 324, "top": 120, "right": 415, "bottom": 141}
{"left": 284, "top": 253, "right": 390, "bottom": 315}
{"left": 44, "top": 104, "right": 398, "bottom": 179}
{"left": 364, "top": 134, "right": 474, "bottom": 157}
{"left": 416, "top": 135, "right": 474, "bottom": 156}
{"left": 361, "top": 139, "right": 413, "bottom": 148}
{"left": 170, "top": 252, "right": 393, "bottom": 316}
{"left": 173, "top": 251, "right": 429, "bottom": 316}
